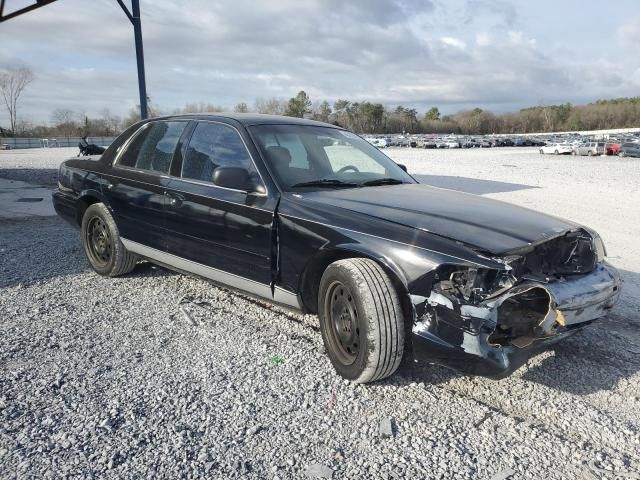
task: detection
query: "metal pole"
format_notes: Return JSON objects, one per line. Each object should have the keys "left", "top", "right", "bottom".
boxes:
{"left": 131, "top": 0, "right": 148, "bottom": 119}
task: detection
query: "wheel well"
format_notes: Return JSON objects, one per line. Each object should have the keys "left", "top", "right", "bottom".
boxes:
{"left": 299, "top": 250, "right": 412, "bottom": 320}
{"left": 300, "top": 250, "right": 416, "bottom": 361}
{"left": 76, "top": 196, "right": 101, "bottom": 225}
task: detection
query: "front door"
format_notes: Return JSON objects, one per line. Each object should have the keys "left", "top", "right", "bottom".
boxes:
{"left": 163, "top": 120, "right": 277, "bottom": 291}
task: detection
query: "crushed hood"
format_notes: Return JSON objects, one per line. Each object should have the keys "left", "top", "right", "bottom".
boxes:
{"left": 298, "top": 184, "right": 579, "bottom": 254}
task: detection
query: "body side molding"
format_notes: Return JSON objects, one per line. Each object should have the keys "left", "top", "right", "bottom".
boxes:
{"left": 121, "top": 238, "right": 302, "bottom": 309}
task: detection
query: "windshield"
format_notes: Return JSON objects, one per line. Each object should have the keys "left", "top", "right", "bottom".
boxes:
{"left": 249, "top": 124, "right": 414, "bottom": 190}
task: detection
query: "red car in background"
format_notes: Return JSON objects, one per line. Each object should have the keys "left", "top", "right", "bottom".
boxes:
{"left": 606, "top": 143, "right": 620, "bottom": 155}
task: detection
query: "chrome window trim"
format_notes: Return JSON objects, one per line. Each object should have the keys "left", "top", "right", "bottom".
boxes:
{"left": 101, "top": 172, "right": 273, "bottom": 213}
{"left": 121, "top": 238, "right": 301, "bottom": 309}
{"left": 170, "top": 176, "right": 260, "bottom": 196}
{"left": 180, "top": 119, "right": 269, "bottom": 197}
{"left": 111, "top": 164, "right": 172, "bottom": 180}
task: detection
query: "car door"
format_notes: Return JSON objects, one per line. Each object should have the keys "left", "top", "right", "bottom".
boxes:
{"left": 103, "top": 120, "right": 189, "bottom": 251}
{"left": 163, "top": 120, "right": 277, "bottom": 291}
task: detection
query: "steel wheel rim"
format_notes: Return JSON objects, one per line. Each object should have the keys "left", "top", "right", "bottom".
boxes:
{"left": 325, "top": 281, "right": 360, "bottom": 365}
{"left": 86, "top": 216, "right": 112, "bottom": 267}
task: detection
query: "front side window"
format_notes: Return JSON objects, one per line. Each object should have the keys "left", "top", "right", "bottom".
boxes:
{"left": 119, "top": 121, "right": 186, "bottom": 174}
{"left": 181, "top": 122, "right": 258, "bottom": 183}
{"left": 250, "top": 124, "right": 414, "bottom": 190}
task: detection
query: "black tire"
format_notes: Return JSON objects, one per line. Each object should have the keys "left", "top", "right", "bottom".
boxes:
{"left": 318, "top": 258, "right": 405, "bottom": 383}
{"left": 588, "top": 150, "right": 593, "bottom": 156}
{"left": 539, "top": 149, "right": 544, "bottom": 154}
{"left": 554, "top": 150, "right": 559, "bottom": 155}
{"left": 81, "top": 203, "right": 137, "bottom": 277}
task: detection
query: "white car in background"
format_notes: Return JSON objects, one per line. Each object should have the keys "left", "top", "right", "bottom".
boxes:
{"left": 539, "top": 143, "right": 573, "bottom": 155}
{"left": 368, "top": 138, "right": 387, "bottom": 148}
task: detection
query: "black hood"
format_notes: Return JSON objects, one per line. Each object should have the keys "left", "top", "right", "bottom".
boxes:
{"left": 297, "top": 184, "right": 579, "bottom": 254}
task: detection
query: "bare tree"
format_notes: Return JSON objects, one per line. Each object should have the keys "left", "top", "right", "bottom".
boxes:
{"left": 233, "top": 102, "right": 249, "bottom": 113}
{"left": 51, "top": 108, "right": 77, "bottom": 136}
{"left": 0, "top": 67, "right": 34, "bottom": 134}
{"left": 254, "top": 97, "right": 287, "bottom": 116}
{"left": 52, "top": 108, "right": 75, "bottom": 125}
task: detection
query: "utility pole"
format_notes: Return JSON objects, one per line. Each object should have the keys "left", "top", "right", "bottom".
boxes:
{"left": 116, "top": 0, "right": 148, "bottom": 119}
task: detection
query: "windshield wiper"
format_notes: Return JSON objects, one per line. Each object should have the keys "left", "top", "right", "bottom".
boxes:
{"left": 291, "top": 179, "right": 359, "bottom": 189}
{"left": 361, "top": 178, "right": 405, "bottom": 187}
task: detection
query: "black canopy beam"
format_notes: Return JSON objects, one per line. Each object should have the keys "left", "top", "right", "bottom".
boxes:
{"left": 1, "top": 0, "right": 149, "bottom": 121}
{"left": 0, "top": 0, "right": 58, "bottom": 23}
{"left": 116, "top": 0, "right": 148, "bottom": 119}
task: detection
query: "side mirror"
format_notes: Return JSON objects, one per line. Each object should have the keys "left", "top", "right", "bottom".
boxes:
{"left": 397, "top": 163, "right": 408, "bottom": 173}
{"left": 212, "top": 166, "right": 265, "bottom": 194}
{"left": 212, "top": 166, "right": 250, "bottom": 191}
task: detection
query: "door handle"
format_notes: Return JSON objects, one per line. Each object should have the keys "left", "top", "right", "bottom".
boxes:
{"left": 164, "top": 192, "right": 184, "bottom": 207}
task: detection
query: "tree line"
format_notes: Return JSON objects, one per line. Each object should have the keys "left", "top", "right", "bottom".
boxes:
{"left": 1, "top": 65, "right": 639, "bottom": 137}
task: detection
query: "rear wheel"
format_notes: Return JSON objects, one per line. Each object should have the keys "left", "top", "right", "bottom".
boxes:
{"left": 318, "top": 258, "right": 405, "bottom": 383}
{"left": 81, "top": 203, "right": 137, "bottom": 277}
{"left": 588, "top": 150, "right": 593, "bottom": 156}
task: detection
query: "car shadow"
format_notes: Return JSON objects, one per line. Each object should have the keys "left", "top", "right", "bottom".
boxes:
{"left": 0, "top": 217, "right": 176, "bottom": 289}
{"left": 389, "top": 267, "right": 640, "bottom": 396}
{"left": 413, "top": 174, "right": 539, "bottom": 195}
{"left": 0, "top": 167, "right": 59, "bottom": 187}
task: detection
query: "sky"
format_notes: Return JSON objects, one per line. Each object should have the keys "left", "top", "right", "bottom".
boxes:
{"left": 1, "top": 0, "right": 639, "bottom": 125}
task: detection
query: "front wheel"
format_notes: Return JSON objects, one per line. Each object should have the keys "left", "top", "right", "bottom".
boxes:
{"left": 81, "top": 203, "right": 138, "bottom": 277}
{"left": 318, "top": 258, "right": 405, "bottom": 383}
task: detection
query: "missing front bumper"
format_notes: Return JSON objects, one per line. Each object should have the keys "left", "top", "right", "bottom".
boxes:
{"left": 411, "top": 262, "right": 621, "bottom": 377}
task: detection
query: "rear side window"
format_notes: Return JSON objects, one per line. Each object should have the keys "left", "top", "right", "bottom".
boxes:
{"left": 119, "top": 121, "right": 187, "bottom": 174}
{"left": 181, "top": 122, "right": 257, "bottom": 183}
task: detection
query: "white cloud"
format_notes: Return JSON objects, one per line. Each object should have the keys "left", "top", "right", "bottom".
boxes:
{"left": 475, "top": 33, "right": 493, "bottom": 47}
{"left": 440, "top": 37, "right": 467, "bottom": 50}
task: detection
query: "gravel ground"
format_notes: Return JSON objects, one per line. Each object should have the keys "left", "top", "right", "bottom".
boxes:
{"left": 1, "top": 147, "right": 639, "bottom": 479}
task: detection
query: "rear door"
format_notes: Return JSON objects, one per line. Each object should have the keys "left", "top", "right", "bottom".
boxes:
{"left": 163, "top": 120, "right": 277, "bottom": 290}
{"left": 103, "top": 120, "right": 188, "bottom": 251}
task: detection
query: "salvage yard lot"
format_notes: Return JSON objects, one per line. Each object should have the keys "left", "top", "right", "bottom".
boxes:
{"left": 1, "top": 147, "right": 639, "bottom": 479}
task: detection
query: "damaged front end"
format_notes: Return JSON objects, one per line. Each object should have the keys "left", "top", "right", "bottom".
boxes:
{"left": 411, "top": 229, "right": 622, "bottom": 377}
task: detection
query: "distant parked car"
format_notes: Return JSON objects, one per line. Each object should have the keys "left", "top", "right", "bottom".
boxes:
{"left": 606, "top": 143, "right": 620, "bottom": 155}
{"left": 366, "top": 138, "right": 387, "bottom": 149}
{"left": 493, "top": 138, "right": 514, "bottom": 147}
{"left": 513, "top": 138, "right": 533, "bottom": 147}
{"left": 618, "top": 142, "right": 640, "bottom": 158}
{"left": 420, "top": 139, "right": 437, "bottom": 149}
{"left": 573, "top": 142, "right": 605, "bottom": 156}
{"left": 1, "top": 143, "right": 10, "bottom": 150}
{"left": 539, "top": 143, "right": 573, "bottom": 155}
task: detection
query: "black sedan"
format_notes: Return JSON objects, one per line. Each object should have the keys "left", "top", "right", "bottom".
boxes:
{"left": 53, "top": 114, "right": 621, "bottom": 383}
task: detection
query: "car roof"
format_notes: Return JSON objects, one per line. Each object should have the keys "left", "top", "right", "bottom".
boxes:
{"left": 153, "top": 113, "right": 342, "bottom": 129}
